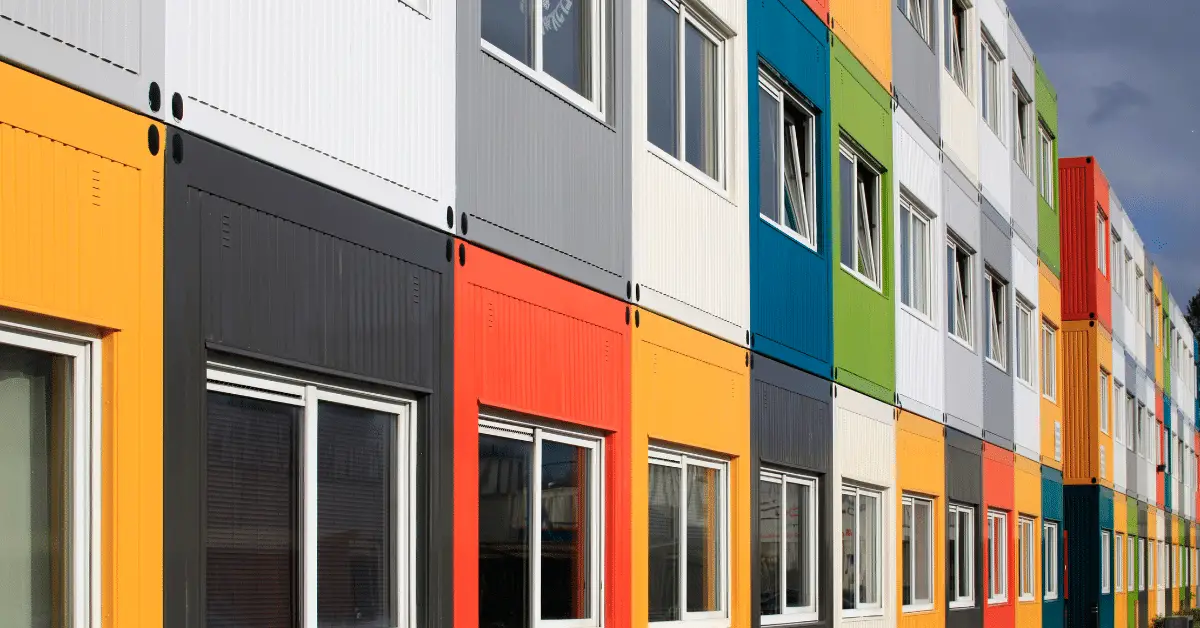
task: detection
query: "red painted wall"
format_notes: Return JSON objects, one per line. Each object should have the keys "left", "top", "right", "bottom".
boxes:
{"left": 804, "top": 0, "right": 830, "bottom": 25}
{"left": 453, "top": 241, "right": 631, "bottom": 628}
{"left": 1059, "top": 157, "right": 1113, "bottom": 332}
{"left": 983, "top": 442, "right": 1016, "bottom": 628}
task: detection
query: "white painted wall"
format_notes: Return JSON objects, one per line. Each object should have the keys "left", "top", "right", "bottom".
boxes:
{"left": 1012, "top": 236, "right": 1040, "bottom": 460}
{"left": 940, "top": 0, "right": 979, "bottom": 184}
{"left": 976, "top": 0, "right": 1010, "bottom": 219}
{"left": 1113, "top": 338, "right": 1128, "bottom": 495}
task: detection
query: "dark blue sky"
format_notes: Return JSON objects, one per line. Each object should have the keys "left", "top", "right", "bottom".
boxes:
{"left": 1008, "top": 0, "right": 1200, "bottom": 304}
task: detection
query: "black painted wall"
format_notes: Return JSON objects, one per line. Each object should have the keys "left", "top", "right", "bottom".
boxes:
{"left": 163, "top": 130, "right": 454, "bottom": 628}
{"left": 1139, "top": 502, "right": 1148, "bottom": 628}
{"left": 1065, "top": 485, "right": 1101, "bottom": 628}
{"left": 946, "top": 427, "right": 983, "bottom": 628}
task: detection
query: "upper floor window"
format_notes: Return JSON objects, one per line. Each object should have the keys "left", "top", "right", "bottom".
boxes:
{"left": 1014, "top": 298, "right": 1035, "bottom": 386}
{"left": 984, "top": 271, "right": 1007, "bottom": 370}
{"left": 980, "top": 30, "right": 1003, "bottom": 134}
{"left": 1099, "top": 370, "right": 1111, "bottom": 435}
{"left": 1112, "top": 230, "right": 1123, "bottom": 297}
{"left": 900, "top": 197, "right": 934, "bottom": 319}
{"left": 1013, "top": 77, "right": 1033, "bottom": 172}
{"left": 1114, "top": 382, "right": 1125, "bottom": 445}
{"left": 949, "top": 503, "right": 976, "bottom": 608}
{"left": 948, "top": 235, "right": 974, "bottom": 346}
{"left": 648, "top": 0, "right": 725, "bottom": 182}
{"left": 758, "top": 71, "right": 817, "bottom": 250}
{"left": 900, "top": 0, "right": 931, "bottom": 44}
{"left": 1096, "top": 208, "right": 1108, "bottom": 276}
{"left": 987, "top": 510, "right": 1008, "bottom": 604}
{"left": 842, "top": 485, "right": 883, "bottom": 615}
{"left": 1038, "top": 123, "right": 1054, "bottom": 202}
{"left": 1044, "top": 521, "right": 1060, "bottom": 601}
{"left": 946, "top": 0, "right": 970, "bottom": 91}
{"left": 759, "top": 470, "right": 818, "bottom": 623}
{"left": 1041, "top": 319, "right": 1057, "bottom": 401}
{"left": 839, "top": 143, "right": 883, "bottom": 289}
{"left": 482, "top": 0, "right": 605, "bottom": 113}
{"left": 1135, "top": 267, "right": 1145, "bottom": 324}
{"left": 902, "top": 494, "right": 935, "bottom": 612}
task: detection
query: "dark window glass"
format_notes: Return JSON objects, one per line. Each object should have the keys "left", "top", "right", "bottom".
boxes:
{"left": 786, "top": 482, "right": 810, "bottom": 608}
{"left": 686, "top": 465, "right": 721, "bottom": 612}
{"left": 840, "top": 152, "right": 855, "bottom": 269}
{"left": 479, "top": 434, "right": 534, "bottom": 628}
{"left": 758, "top": 86, "right": 780, "bottom": 221}
{"left": 758, "top": 481, "right": 781, "bottom": 616}
{"left": 543, "top": 0, "right": 591, "bottom": 98}
{"left": 540, "top": 441, "right": 591, "bottom": 620}
{"left": 482, "top": 0, "right": 532, "bottom": 65}
{"left": 647, "top": 0, "right": 679, "bottom": 156}
{"left": 648, "top": 464, "right": 681, "bottom": 621}
{"left": 684, "top": 22, "right": 719, "bottom": 177}
{"left": 841, "top": 492, "right": 855, "bottom": 609}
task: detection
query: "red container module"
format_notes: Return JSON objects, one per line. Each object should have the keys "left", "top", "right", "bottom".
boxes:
{"left": 453, "top": 242, "right": 631, "bottom": 628}
{"left": 1059, "top": 157, "right": 1113, "bottom": 332}
{"left": 983, "top": 442, "right": 1016, "bottom": 628}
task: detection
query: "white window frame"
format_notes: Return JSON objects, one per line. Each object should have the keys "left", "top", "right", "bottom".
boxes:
{"left": 1018, "top": 516, "right": 1036, "bottom": 601}
{"left": 1043, "top": 521, "right": 1059, "bottom": 601}
{"left": 1100, "top": 370, "right": 1111, "bottom": 435}
{"left": 980, "top": 29, "right": 1003, "bottom": 135}
{"left": 984, "top": 271, "right": 1007, "bottom": 370}
{"left": 1112, "top": 230, "right": 1123, "bottom": 298}
{"left": 1054, "top": 421, "right": 1062, "bottom": 462}
{"left": 1038, "top": 124, "right": 1054, "bottom": 202}
{"left": 1128, "top": 535, "right": 1137, "bottom": 594}
{"left": 902, "top": 494, "right": 936, "bottom": 613}
{"left": 842, "top": 484, "right": 885, "bottom": 617}
{"left": 758, "top": 70, "right": 818, "bottom": 251}
{"left": 1115, "top": 532, "right": 1124, "bottom": 593}
{"left": 1115, "top": 382, "right": 1125, "bottom": 445}
{"left": 1160, "top": 541, "right": 1167, "bottom": 591}
{"left": 480, "top": 0, "right": 606, "bottom": 117}
{"left": 1012, "top": 77, "right": 1033, "bottom": 173}
{"left": 947, "top": 0, "right": 970, "bottom": 92}
{"left": 1135, "top": 268, "right": 1145, "bottom": 324}
{"left": 1014, "top": 298, "right": 1035, "bottom": 386}
{"left": 1096, "top": 209, "right": 1108, "bottom": 276}
{"left": 987, "top": 510, "right": 1008, "bottom": 604}
{"left": 1139, "top": 538, "right": 1146, "bottom": 591}
{"left": 840, "top": 143, "right": 884, "bottom": 291}
{"left": 1042, "top": 320, "right": 1057, "bottom": 401}
{"left": 948, "top": 235, "right": 975, "bottom": 348}
{"left": 480, "top": 416, "right": 606, "bottom": 628}
{"left": 760, "top": 469, "right": 819, "bottom": 625}
{"left": 900, "top": 196, "right": 935, "bottom": 320}
{"left": 206, "top": 363, "right": 418, "bottom": 628}
{"left": 1101, "top": 530, "right": 1111, "bottom": 594}
{"left": 647, "top": 0, "right": 728, "bottom": 187}
{"left": 900, "top": 0, "right": 931, "bottom": 44}
{"left": 949, "top": 503, "right": 977, "bottom": 609}
{"left": 649, "top": 446, "right": 730, "bottom": 624}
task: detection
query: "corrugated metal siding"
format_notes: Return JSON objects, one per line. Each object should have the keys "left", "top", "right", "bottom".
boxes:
{"left": 1063, "top": 324, "right": 1096, "bottom": 484}
{"left": 982, "top": 199, "right": 1014, "bottom": 450}
{"left": 942, "top": 161, "right": 982, "bottom": 433}
{"left": 946, "top": 428, "right": 984, "bottom": 628}
{"left": 170, "top": 0, "right": 454, "bottom": 231}
{"left": 977, "top": 0, "right": 1010, "bottom": 221}
{"left": 941, "top": 81, "right": 979, "bottom": 184}
{"left": 892, "top": 4, "right": 939, "bottom": 142}
{"left": 1065, "top": 486, "right": 1102, "bottom": 628}
{"left": 1034, "top": 61, "right": 1060, "bottom": 276}
{"left": 1058, "top": 159, "right": 1090, "bottom": 323}
{"left": 897, "top": 411, "right": 946, "bottom": 628}
{"left": 1042, "top": 467, "right": 1066, "bottom": 628}
{"left": 982, "top": 443, "right": 1015, "bottom": 628}
{"left": 829, "top": 0, "right": 891, "bottom": 92}
{"left": 753, "top": 354, "right": 833, "bottom": 473}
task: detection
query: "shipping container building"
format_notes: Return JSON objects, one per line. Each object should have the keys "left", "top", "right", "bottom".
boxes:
{"left": 633, "top": 0, "right": 750, "bottom": 346}
{"left": 1034, "top": 62, "right": 1060, "bottom": 277}
{"left": 1166, "top": 395, "right": 1174, "bottom": 512}
{"left": 1154, "top": 267, "right": 1165, "bottom": 389}
{"left": 1114, "top": 496, "right": 1128, "bottom": 628}
{"left": 1061, "top": 319, "right": 1114, "bottom": 487}
{"left": 976, "top": 0, "right": 1010, "bottom": 224}
{"left": 1113, "top": 336, "right": 1130, "bottom": 497}
{"left": 751, "top": 354, "right": 834, "bottom": 628}
{"left": 940, "top": 0, "right": 980, "bottom": 185}
{"left": 632, "top": 310, "right": 751, "bottom": 628}
{"left": 947, "top": 427, "right": 984, "bottom": 628}
{"left": 981, "top": 198, "right": 1015, "bottom": 451}
{"left": 832, "top": 383, "right": 897, "bottom": 628}
{"left": 1159, "top": 390, "right": 1167, "bottom": 509}
{"left": 802, "top": 0, "right": 831, "bottom": 25}
{"left": 831, "top": 37, "right": 895, "bottom": 404}
{"left": 748, "top": 0, "right": 834, "bottom": 377}
{"left": 896, "top": 411, "right": 946, "bottom": 628}
{"left": 452, "top": 243, "right": 631, "bottom": 628}
{"left": 1138, "top": 503, "right": 1149, "bottom": 628}
{"left": 1127, "top": 495, "right": 1140, "bottom": 628}
{"left": 1154, "top": 507, "right": 1164, "bottom": 615}
{"left": 1063, "top": 485, "right": 1114, "bottom": 628}
{"left": 981, "top": 442, "right": 1015, "bottom": 628}
{"left": 1014, "top": 455, "right": 1042, "bottom": 628}
{"left": 0, "top": 61, "right": 163, "bottom": 627}
{"left": 1009, "top": 17, "right": 1038, "bottom": 256}
{"left": 830, "top": 0, "right": 891, "bottom": 96}
{"left": 1058, "top": 156, "right": 1113, "bottom": 332}
{"left": 1040, "top": 263, "right": 1065, "bottom": 470}
{"left": 893, "top": 106, "right": 945, "bottom": 421}
{"left": 162, "top": 130, "right": 454, "bottom": 628}
{"left": 893, "top": 0, "right": 939, "bottom": 143}
{"left": 943, "top": 155, "right": 984, "bottom": 438}
{"left": 1042, "top": 466, "right": 1065, "bottom": 628}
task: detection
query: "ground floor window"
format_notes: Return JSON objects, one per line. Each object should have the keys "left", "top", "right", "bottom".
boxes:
{"left": 842, "top": 484, "right": 883, "bottom": 614}
{"left": 1043, "top": 521, "right": 1059, "bottom": 600}
{"left": 987, "top": 510, "right": 1008, "bottom": 603}
{"left": 1101, "top": 530, "right": 1111, "bottom": 594}
{"left": 759, "top": 470, "right": 818, "bottom": 623}
{"left": 901, "top": 494, "right": 934, "bottom": 611}
{"left": 949, "top": 503, "right": 976, "bottom": 608}
{"left": 1115, "top": 532, "right": 1124, "bottom": 592}
{"left": 1018, "top": 516, "right": 1036, "bottom": 600}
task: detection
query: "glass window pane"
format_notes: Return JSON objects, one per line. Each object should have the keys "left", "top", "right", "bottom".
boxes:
{"left": 841, "top": 492, "right": 855, "bottom": 610}
{"left": 958, "top": 511, "right": 971, "bottom": 599}
{"left": 785, "top": 482, "right": 809, "bottom": 608}
{"left": 318, "top": 402, "right": 395, "bottom": 628}
{"left": 948, "top": 511, "right": 958, "bottom": 599}
{"left": 902, "top": 502, "right": 912, "bottom": 606}
{"left": 914, "top": 502, "right": 931, "bottom": 603}
{"left": 541, "top": 441, "right": 592, "bottom": 620}
{"left": 914, "top": 215, "right": 928, "bottom": 313}
{"left": 684, "top": 23, "right": 719, "bottom": 178}
{"left": 758, "top": 86, "right": 780, "bottom": 222}
{"left": 481, "top": 0, "right": 532, "bottom": 65}
{"left": 543, "top": 0, "right": 591, "bottom": 98}
{"left": 840, "top": 154, "right": 856, "bottom": 269}
{"left": 205, "top": 391, "right": 300, "bottom": 628}
{"left": 782, "top": 121, "right": 803, "bottom": 234}
{"left": 647, "top": 0, "right": 679, "bottom": 156}
{"left": 900, "top": 208, "right": 912, "bottom": 307}
{"left": 479, "top": 434, "right": 534, "bottom": 628}
{"left": 758, "top": 480, "right": 781, "bottom": 616}
{"left": 858, "top": 494, "right": 879, "bottom": 606}
{"left": 686, "top": 465, "right": 721, "bottom": 613}
{"left": 649, "top": 464, "right": 681, "bottom": 621}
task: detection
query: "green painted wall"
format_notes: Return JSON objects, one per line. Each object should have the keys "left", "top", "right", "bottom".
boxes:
{"left": 1036, "top": 60, "right": 1061, "bottom": 277}
{"left": 1128, "top": 496, "right": 1137, "bottom": 628}
{"left": 830, "top": 36, "right": 894, "bottom": 404}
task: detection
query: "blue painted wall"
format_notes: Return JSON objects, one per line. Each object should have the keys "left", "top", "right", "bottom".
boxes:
{"left": 1043, "top": 466, "right": 1065, "bottom": 628}
{"left": 748, "top": 0, "right": 833, "bottom": 378}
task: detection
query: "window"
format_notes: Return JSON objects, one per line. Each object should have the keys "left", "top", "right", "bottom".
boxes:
{"left": 839, "top": 144, "right": 884, "bottom": 288}
{"left": 842, "top": 485, "right": 883, "bottom": 614}
{"left": 900, "top": 198, "right": 934, "bottom": 318}
{"left": 985, "top": 271, "right": 1007, "bottom": 369}
{"left": 980, "top": 31, "right": 1003, "bottom": 134}
{"left": 900, "top": 0, "right": 931, "bottom": 43}
{"left": 760, "top": 470, "right": 818, "bottom": 624}
{"left": 1125, "top": 253, "right": 1135, "bottom": 304}
{"left": 902, "top": 495, "right": 935, "bottom": 611}
{"left": 987, "top": 511, "right": 1008, "bottom": 603}
{"left": 1101, "top": 530, "right": 1111, "bottom": 594}
{"left": 649, "top": 447, "right": 728, "bottom": 623}
{"left": 1160, "top": 541, "right": 1166, "bottom": 590}
{"left": 482, "top": 0, "right": 604, "bottom": 112}
{"left": 647, "top": 0, "right": 724, "bottom": 181}
{"left": 1115, "top": 532, "right": 1124, "bottom": 593}
{"left": 1128, "top": 536, "right": 1137, "bottom": 594}
{"left": 946, "top": 0, "right": 969, "bottom": 90}
{"left": 1014, "top": 298, "right": 1035, "bottom": 385}
{"left": 1139, "top": 538, "right": 1146, "bottom": 591}
{"left": 1043, "top": 522, "right": 1059, "bottom": 600}
{"left": 205, "top": 365, "right": 415, "bottom": 628}
{"left": 758, "top": 71, "right": 818, "bottom": 249}
{"left": 948, "top": 236, "right": 974, "bottom": 346}
{"left": 1135, "top": 268, "right": 1145, "bottom": 324}
{"left": 1042, "top": 320, "right": 1057, "bottom": 401}
{"left": 949, "top": 504, "right": 976, "bottom": 608}
{"left": 1096, "top": 209, "right": 1108, "bottom": 276}
{"left": 1114, "top": 383, "right": 1125, "bottom": 445}
{"left": 1100, "top": 370, "right": 1111, "bottom": 434}
{"left": 1037, "top": 124, "right": 1054, "bottom": 201}
{"left": 1013, "top": 77, "right": 1033, "bottom": 172}
{"left": 1018, "top": 517, "right": 1036, "bottom": 601}
{"left": 1112, "top": 230, "right": 1123, "bottom": 297}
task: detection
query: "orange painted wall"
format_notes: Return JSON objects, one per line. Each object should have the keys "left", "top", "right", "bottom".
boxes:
{"left": 1040, "top": 263, "right": 1065, "bottom": 471}
{"left": 0, "top": 61, "right": 163, "bottom": 628}
{"left": 829, "top": 0, "right": 891, "bottom": 92}
{"left": 452, "top": 242, "right": 632, "bottom": 628}
{"left": 896, "top": 410, "right": 945, "bottom": 628}
{"left": 1061, "top": 319, "right": 1114, "bottom": 487}
{"left": 631, "top": 310, "right": 751, "bottom": 628}
{"left": 1114, "top": 497, "right": 1127, "bottom": 628}
{"left": 984, "top": 443, "right": 1016, "bottom": 628}
{"left": 1015, "top": 455, "right": 1042, "bottom": 628}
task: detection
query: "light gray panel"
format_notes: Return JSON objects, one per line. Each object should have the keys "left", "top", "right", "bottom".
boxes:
{"left": 982, "top": 359, "right": 1014, "bottom": 449}
{"left": 892, "top": 4, "right": 939, "bottom": 142}
{"left": 980, "top": 197, "right": 1013, "bottom": 449}
{"left": 944, "top": 163, "right": 980, "bottom": 246}
{"left": 981, "top": 196, "right": 1012, "bottom": 274}
{"left": 945, "top": 341, "right": 983, "bottom": 432}
{"left": 1010, "top": 169, "right": 1037, "bottom": 250}
{"left": 457, "top": 0, "right": 631, "bottom": 298}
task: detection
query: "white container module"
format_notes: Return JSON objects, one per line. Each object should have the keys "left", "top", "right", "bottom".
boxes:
{"left": 1012, "top": 235, "right": 1040, "bottom": 461}
{"left": 976, "top": 0, "right": 1010, "bottom": 220}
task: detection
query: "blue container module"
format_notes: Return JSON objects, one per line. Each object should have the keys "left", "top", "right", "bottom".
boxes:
{"left": 1043, "top": 466, "right": 1065, "bottom": 628}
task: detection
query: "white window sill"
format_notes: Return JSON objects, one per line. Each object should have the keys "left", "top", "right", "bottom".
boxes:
{"left": 899, "top": 302, "right": 937, "bottom": 330}
{"left": 760, "top": 214, "right": 818, "bottom": 254}
{"left": 901, "top": 603, "right": 935, "bottom": 614}
{"left": 650, "top": 619, "right": 731, "bottom": 628}
{"left": 761, "top": 611, "right": 819, "bottom": 626}
{"left": 841, "top": 608, "right": 884, "bottom": 620}
{"left": 1042, "top": 392, "right": 1057, "bottom": 403}
{"left": 647, "top": 143, "right": 729, "bottom": 202}
{"left": 839, "top": 263, "right": 884, "bottom": 295}
{"left": 480, "top": 40, "right": 606, "bottom": 124}
{"left": 1044, "top": 595, "right": 1058, "bottom": 602}
{"left": 1016, "top": 377, "right": 1037, "bottom": 392}
{"left": 948, "top": 332, "right": 975, "bottom": 353}
{"left": 1018, "top": 594, "right": 1037, "bottom": 603}
{"left": 987, "top": 597, "right": 1009, "bottom": 605}
{"left": 985, "top": 356, "right": 1007, "bottom": 373}
{"left": 949, "top": 600, "right": 976, "bottom": 610}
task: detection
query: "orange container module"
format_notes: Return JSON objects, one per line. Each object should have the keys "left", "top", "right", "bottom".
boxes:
{"left": 829, "top": 0, "right": 891, "bottom": 92}
{"left": 896, "top": 410, "right": 945, "bottom": 628}
{"left": 1040, "top": 262, "right": 1065, "bottom": 471}
{"left": 983, "top": 442, "right": 1016, "bottom": 628}
{"left": 1014, "top": 455, "right": 1043, "bottom": 628}
{"left": 1058, "top": 156, "right": 1113, "bottom": 332}
{"left": 1061, "top": 319, "right": 1115, "bottom": 487}
{"left": 453, "top": 242, "right": 632, "bottom": 628}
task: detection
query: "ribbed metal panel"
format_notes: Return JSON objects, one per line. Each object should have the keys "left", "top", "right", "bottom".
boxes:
{"left": 1065, "top": 485, "right": 1102, "bottom": 628}
{"left": 892, "top": 3, "right": 939, "bottom": 142}
{"left": 830, "top": 0, "right": 891, "bottom": 91}
{"left": 1063, "top": 325, "right": 1095, "bottom": 483}
{"left": 1013, "top": 240, "right": 1041, "bottom": 460}
{"left": 753, "top": 354, "right": 833, "bottom": 473}
{"left": 982, "top": 198, "right": 1014, "bottom": 450}
{"left": 941, "top": 79, "right": 979, "bottom": 184}
{"left": 1042, "top": 467, "right": 1066, "bottom": 628}
{"left": 977, "top": 0, "right": 1010, "bottom": 221}
{"left": 947, "top": 427, "right": 984, "bottom": 628}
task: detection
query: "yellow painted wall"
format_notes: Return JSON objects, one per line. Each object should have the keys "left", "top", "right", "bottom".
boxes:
{"left": 631, "top": 309, "right": 750, "bottom": 628}
{"left": 896, "top": 410, "right": 945, "bottom": 628}
{"left": 1015, "top": 454, "right": 1042, "bottom": 628}
{"left": 1062, "top": 319, "right": 1114, "bottom": 486}
{"left": 0, "top": 61, "right": 163, "bottom": 628}
{"left": 1040, "top": 263, "right": 1064, "bottom": 471}
{"left": 829, "top": 0, "right": 892, "bottom": 93}
{"left": 1114, "top": 498, "right": 1127, "bottom": 628}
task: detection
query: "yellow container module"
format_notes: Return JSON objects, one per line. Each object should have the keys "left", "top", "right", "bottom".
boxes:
{"left": 829, "top": 0, "right": 892, "bottom": 92}
{"left": 1015, "top": 454, "right": 1042, "bottom": 628}
{"left": 1114, "top": 497, "right": 1127, "bottom": 628}
{"left": 896, "top": 410, "right": 945, "bottom": 628}
{"left": 1040, "top": 262, "right": 1065, "bottom": 471}
{"left": 1062, "top": 319, "right": 1115, "bottom": 487}
{"left": 0, "top": 61, "right": 162, "bottom": 627}
{"left": 632, "top": 309, "right": 750, "bottom": 628}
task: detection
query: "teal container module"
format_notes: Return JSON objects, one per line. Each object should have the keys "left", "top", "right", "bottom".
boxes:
{"left": 1065, "top": 485, "right": 1114, "bottom": 628}
{"left": 748, "top": 0, "right": 833, "bottom": 378}
{"left": 1043, "top": 466, "right": 1064, "bottom": 628}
